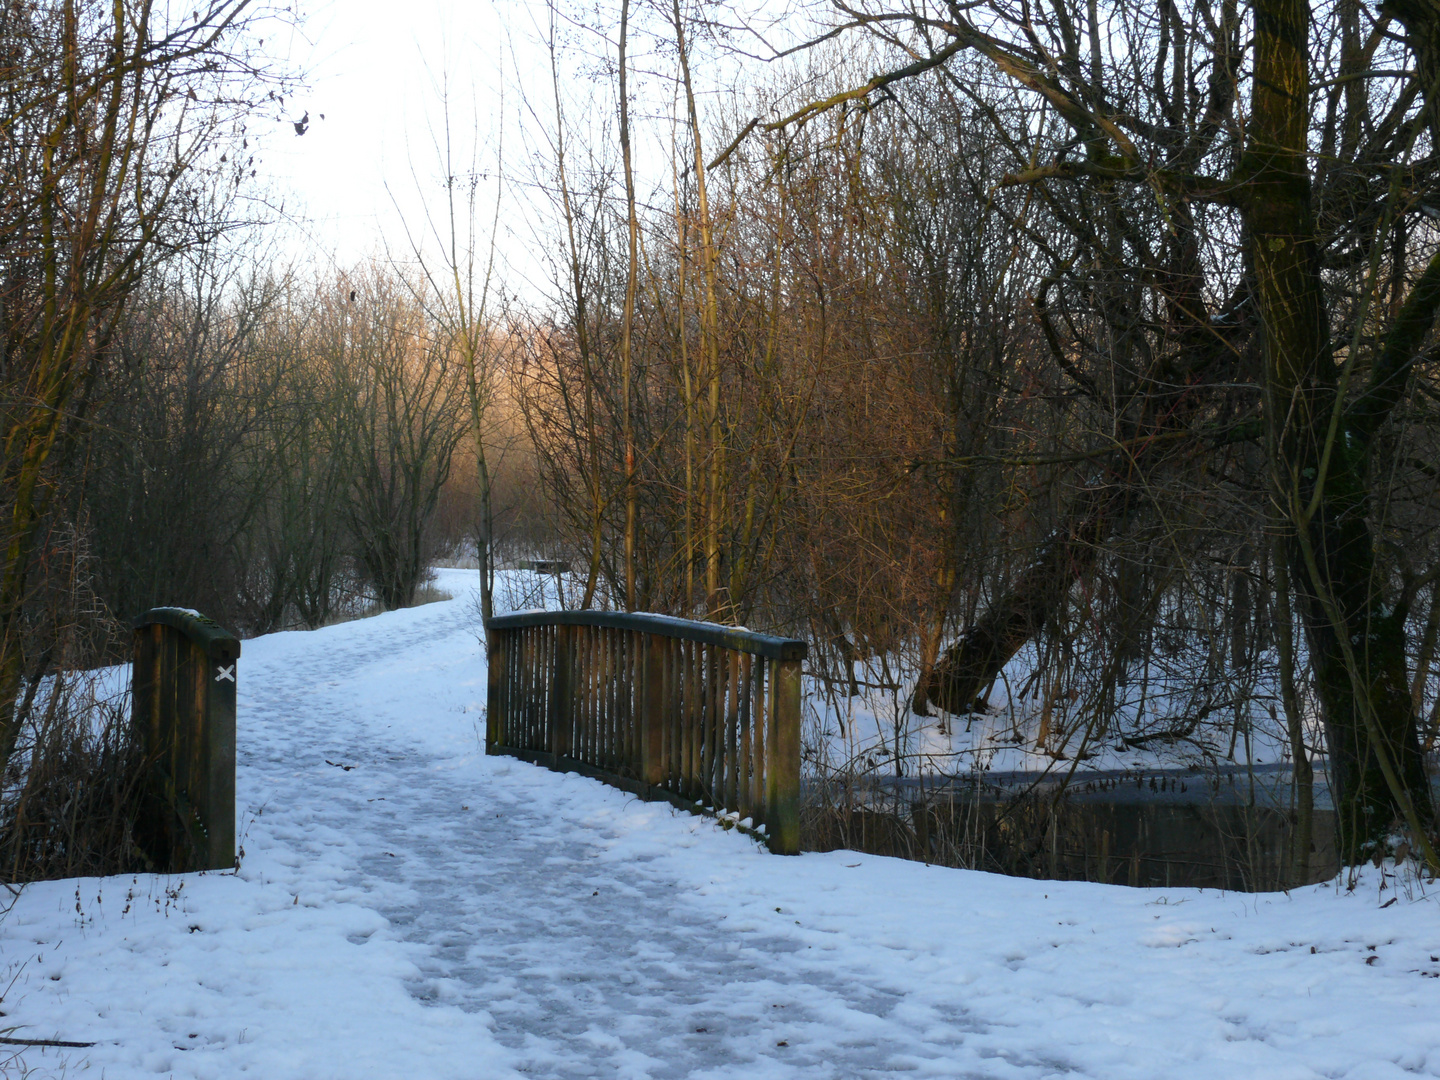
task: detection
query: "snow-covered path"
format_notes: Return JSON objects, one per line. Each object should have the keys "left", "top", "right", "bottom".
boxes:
{"left": 3, "top": 572, "right": 1439, "bottom": 1079}
{"left": 231, "top": 580, "right": 987, "bottom": 1078}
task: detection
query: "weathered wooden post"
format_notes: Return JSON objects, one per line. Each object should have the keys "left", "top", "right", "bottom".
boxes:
{"left": 131, "top": 608, "right": 239, "bottom": 872}
{"left": 486, "top": 627, "right": 506, "bottom": 754}
{"left": 766, "top": 655, "right": 803, "bottom": 855}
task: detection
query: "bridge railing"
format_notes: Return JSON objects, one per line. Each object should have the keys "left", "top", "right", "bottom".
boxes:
{"left": 485, "top": 611, "right": 806, "bottom": 854}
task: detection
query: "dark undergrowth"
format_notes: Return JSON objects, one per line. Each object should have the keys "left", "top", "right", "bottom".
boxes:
{"left": 0, "top": 673, "right": 151, "bottom": 884}
{"left": 800, "top": 776, "right": 1342, "bottom": 892}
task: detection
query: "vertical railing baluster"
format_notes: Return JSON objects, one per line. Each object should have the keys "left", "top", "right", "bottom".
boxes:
{"left": 550, "top": 626, "right": 559, "bottom": 750}
{"left": 525, "top": 628, "right": 534, "bottom": 748}
{"left": 578, "top": 625, "right": 588, "bottom": 764}
{"left": 713, "top": 645, "right": 726, "bottom": 804}
{"left": 486, "top": 627, "right": 504, "bottom": 753}
{"left": 520, "top": 627, "right": 530, "bottom": 749}
{"left": 603, "top": 627, "right": 615, "bottom": 769}
{"left": 501, "top": 630, "right": 512, "bottom": 748}
{"left": 693, "top": 640, "right": 705, "bottom": 801}
{"left": 702, "top": 645, "right": 713, "bottom": 804}
{"left": 697, "top": 643, "right": 711, "bottom": 805}
{"left": 715, "top": 647, "right": 726, "bottom": 804}
{"left": 543, "top": 625, "right": 556, "bottom": 755}
{"left": 592, "top": 626, "right": 602, "bottom": 767}
{"left": 622, "top": 630, "right": 631, "bottom": 772}
{"left": 676, "top": 638, "right": 688, "bottom": 798}
{"left": 511, "top": 627, "right": 521, "bottom": 748}
{"left": 513, "top": 626, "right": 521, "bottom": 747}
{"left": 667, "top": 637, "right": 681, "bottom": 791}
{"left": 525, "top": 628, "right": 533, "bottom": 748}
{"left": 726, "top": 649, "right": 740, "bottom": 813}
{"left": 658, "top": 636, "right": 671, "bottom": 790}
{"left": 529, "top": 627, "right": 539, "bottom": 750}
{"left": 630, "top": 631, "right": 639, "bottom": 774}
{"left": 553, "top": 624, "right": 571, "bottom": 759}
{"left": 619, "top": 630, "right": 628, "bottom": 771}
{"left": 642, "top": 632, "right": 662, "bottom": 785}
{"left": 532, "top": 627, "right": 540, "bottom": 750}
{"left": 679, "top": 637, "right": 690, "bottom": 794}
{"left": 738, "top": 651, "right": 753, "bottom": 821}
{"left": 569, "top": 626, "right": 578, "bottom": 762}
{"left": 610, "top": 629, "right": 620, "bottom": 771}
{"left": 537, "top": 626, "right": 546, "bottom": 751}
{"left": 584, "top": 626, "right": 595, "bottom": 765}
{"left": 593, "top": 625, "right": 601, "bottom": 764}
{"left": 627, "top": 630, "right": 638, "bottom": 775}
{"left": 526, "top": 627, "right": 534, "bottom": 748}
{"left": 590, "top": 625, "right": 601, "bottom": 767}
{"left": 503, "top": 628, "right": 515, "bottom": 747}
{"left": 752, "top": 657, "right": 767, "bottom": 827}
{"left": 622, "top": 630, "right": 630, "bottom": 772}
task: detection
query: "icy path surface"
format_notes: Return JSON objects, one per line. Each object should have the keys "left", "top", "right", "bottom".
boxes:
{"left": 3, "top": 570, "right": 1439, "bottom": 1079}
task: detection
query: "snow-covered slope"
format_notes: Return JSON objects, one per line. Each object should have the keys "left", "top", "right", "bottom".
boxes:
{"left": 1, "top": 570, "right": 1436, "bottom": 1079}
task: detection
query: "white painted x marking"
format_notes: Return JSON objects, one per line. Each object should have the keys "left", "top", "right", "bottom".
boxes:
{"left": 215, "top": 664, "right": 236, "bottom": 683}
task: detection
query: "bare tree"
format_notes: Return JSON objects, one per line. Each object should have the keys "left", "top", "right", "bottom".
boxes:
{"left": 740, "top": 0, "right": 1440, "bottom": 862}
{"left": 393, "top": 65, "right": 508, "bottom": 623}
{"left": 327, "top": 269, "right": 470, "bottom": 611}
{"left": 0, "top": 0, "right": 290, "bottom": 773}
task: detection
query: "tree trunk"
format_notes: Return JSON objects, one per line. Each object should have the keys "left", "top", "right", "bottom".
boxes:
{"left": 619, "top": 0, "right": 639, "bottom": 612}
{"left": 1273, "top": 534, "right": 1313, "bottom": 883}
{"left": 1246, "top": 0, "right": 1434, "bottom": 861}
{"left": 927, "top": 482, "right": 1121, "bottom": 713}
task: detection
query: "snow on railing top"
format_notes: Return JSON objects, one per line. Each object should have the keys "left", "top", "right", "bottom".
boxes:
{"left": 134, "top": 606, "right": 241, "bottom": 655}
{"left": 486, "top": 608, "right": 806, "bottom": 661}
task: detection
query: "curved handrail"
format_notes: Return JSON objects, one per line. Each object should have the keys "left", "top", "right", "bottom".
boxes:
{"left": 134, "top": 607, "right": 241, "bottom": 657}
{"left": 486, "top": 609, "right": 806, "bottom": 661}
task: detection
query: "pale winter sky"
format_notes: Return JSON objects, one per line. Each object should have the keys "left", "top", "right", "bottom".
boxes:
{"left": 251, "top": 0, "right": 824, "bottom": 303}
{"left": 255, "top": 0, "right": 521, "bottom": 284}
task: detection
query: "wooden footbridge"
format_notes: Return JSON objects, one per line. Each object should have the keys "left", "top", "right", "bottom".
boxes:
{"left": 484, "top": 611, "right": 807, "bottom": 854}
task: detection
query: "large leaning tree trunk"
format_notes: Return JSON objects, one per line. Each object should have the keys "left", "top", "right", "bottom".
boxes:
{"left": 901, "top": 0, "right": 1257, "bottom": 717}
{"left": 926, "top": 483, "right": 1117, "bottom": 714}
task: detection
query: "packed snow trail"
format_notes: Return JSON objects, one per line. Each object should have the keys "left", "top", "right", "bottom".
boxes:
{"left": 2, "top": 570, "right": 1438, "bottom": 1079}
{"left": 233, "top": 580, "right": 989, "bottom": 1078}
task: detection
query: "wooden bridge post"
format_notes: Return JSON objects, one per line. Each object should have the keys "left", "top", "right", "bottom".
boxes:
{"left": 131, "top": 608, "right": 239, "bottom": 872}
{"left": 767, "top": 657, "right": 802, "bottom": 855}
{"left": 486, "top": 628, "right": 506, "bottom": 753}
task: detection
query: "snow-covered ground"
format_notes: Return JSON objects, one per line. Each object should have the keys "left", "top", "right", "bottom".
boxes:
{"left": 805, "top": 636, "right": 1317, "bottom": 785}
{"left": 2, "top": 568, "right": 1437, "bottom": 1079}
